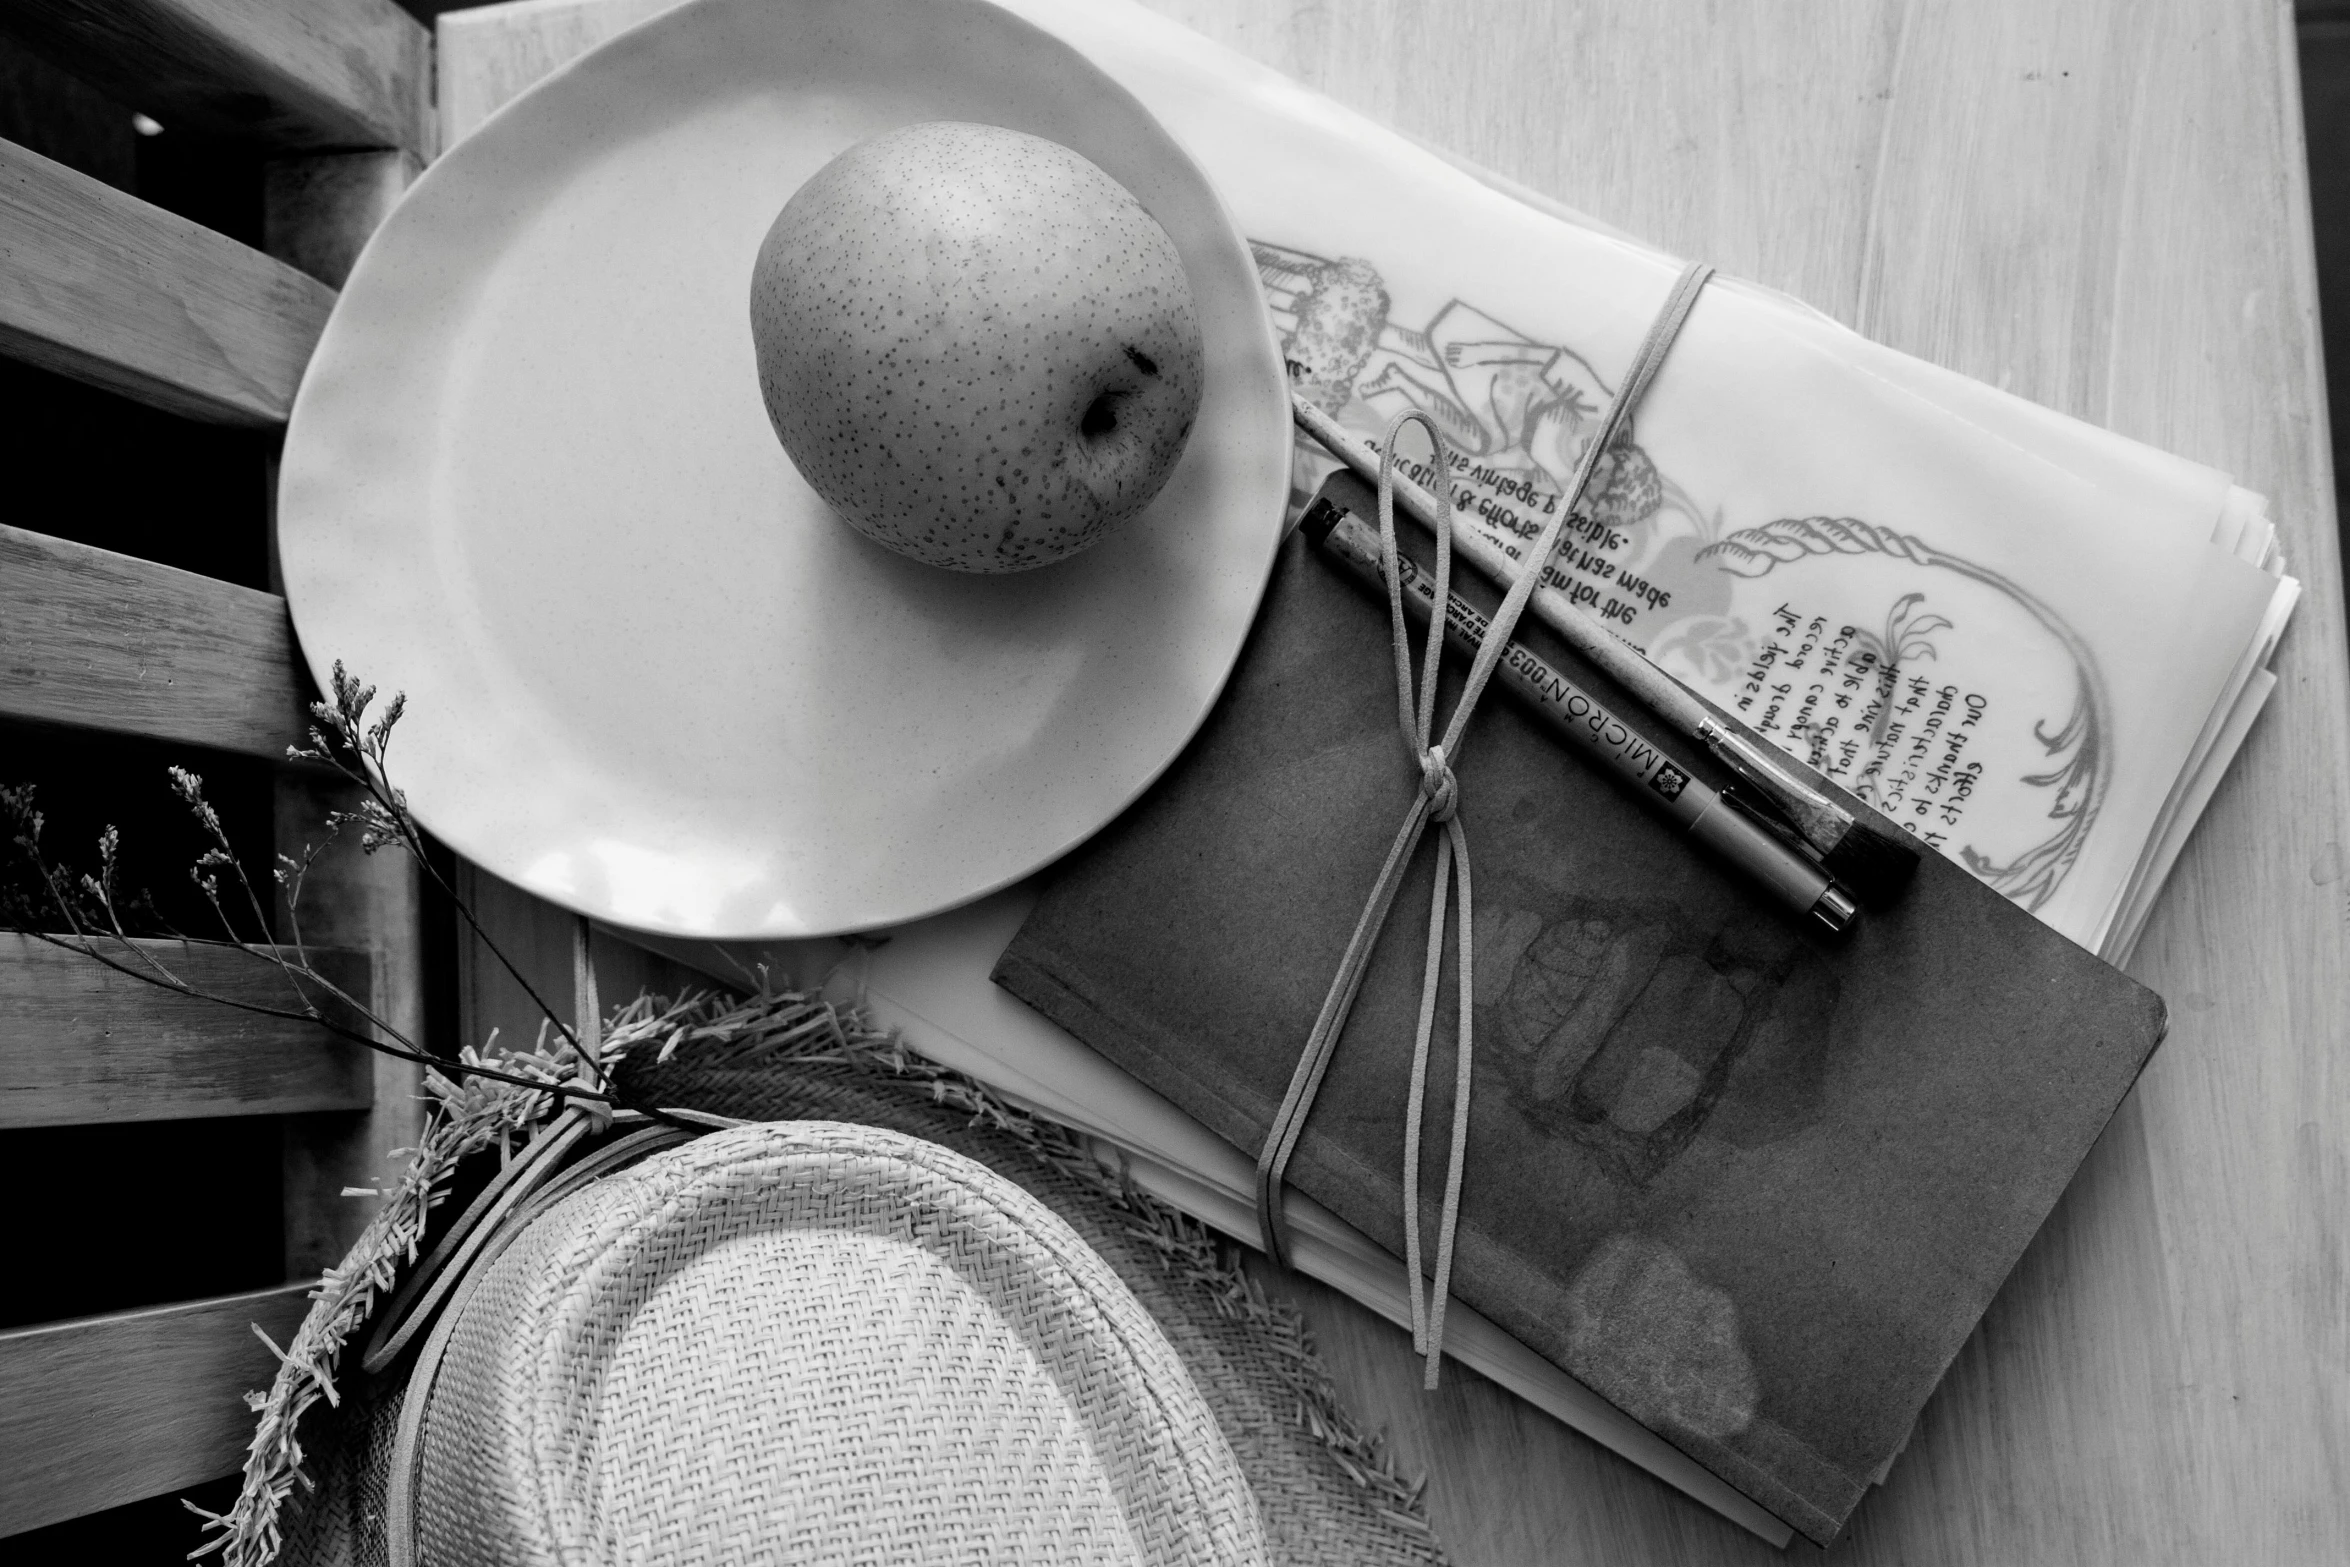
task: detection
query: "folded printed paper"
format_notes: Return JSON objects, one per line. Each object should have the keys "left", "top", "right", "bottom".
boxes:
{"left": 1005, "top": 0, "right": 2296, "bottom": 961}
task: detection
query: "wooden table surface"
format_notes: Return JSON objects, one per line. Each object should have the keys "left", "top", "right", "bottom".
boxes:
{"left": 443, "top": 1, "right": 2350, "bottom": 1560}
{"left": 1164, "top": 4, "right": 2350, "bottom": 1561}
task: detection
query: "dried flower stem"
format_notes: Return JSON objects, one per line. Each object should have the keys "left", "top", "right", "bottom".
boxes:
{"left": 1, "top": 665, "right": 641, "bottom": 1109}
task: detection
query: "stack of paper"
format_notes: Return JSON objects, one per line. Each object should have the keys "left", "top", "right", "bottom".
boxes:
{"left": 629, "top": 0, "right": 2296, "bottom": 1542}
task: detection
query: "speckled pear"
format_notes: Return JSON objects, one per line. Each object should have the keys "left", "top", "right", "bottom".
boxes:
{"left": 750, "top": 121, "right": 1205, "bottom": 572}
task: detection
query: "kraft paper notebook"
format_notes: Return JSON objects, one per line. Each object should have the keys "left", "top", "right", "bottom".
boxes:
{"left": 993, "top": 480, "right": 2170, "bottom": 1545}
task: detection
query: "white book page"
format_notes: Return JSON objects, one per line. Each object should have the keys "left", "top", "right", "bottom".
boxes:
{"left": 2108, "top": 664, "right": 2283, "bottom": 966}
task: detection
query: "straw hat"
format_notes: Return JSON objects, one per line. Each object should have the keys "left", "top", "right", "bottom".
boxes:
{"left": 397, "top": 1120, "right": 1262, "bottom": 1565}
{"left": 244, "top": 989, "right": 1444, "bottom": 1567}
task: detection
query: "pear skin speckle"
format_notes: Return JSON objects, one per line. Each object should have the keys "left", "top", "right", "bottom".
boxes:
{"left": 750, "top": 121, "right": 1205, "bottom": 573}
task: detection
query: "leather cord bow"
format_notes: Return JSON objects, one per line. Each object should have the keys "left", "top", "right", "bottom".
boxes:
{"left": 1254, "top": 262, "right": 1716, "bottom": 1389}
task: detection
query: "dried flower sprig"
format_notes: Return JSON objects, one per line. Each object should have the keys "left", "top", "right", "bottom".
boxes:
{"left": 2, "top": 783, "right": 585, "bottom": 1105}
{"left": 1, "top": 667, "right": 628, "bottom": 1110}
{"left": 289, "top": 663, "right": 604, "bottom": 1085}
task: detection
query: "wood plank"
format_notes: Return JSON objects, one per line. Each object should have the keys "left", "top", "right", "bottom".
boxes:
{"left": 454, "top": 858, "right": 709, "bottom": 1068}
{"left": 264, "top": 148, "right": 432, "bottom": 1278}
{"left": 275, "top": 771, "right": 431, "bottom": 1276}
{"left": 261, "top": 147, "right": 420, "bottom": 287}
{"left": 0, "top": 139, "right": 334, "bottom": 426}
{"left": 437, "top": 0, "right": 679, "bottom": 151}
{"left": 0, "top": 523, "right": 308, "bottom": 760}
{"left": 0, "top": 933, "right": 372, "bottom": 1128}
{"left": 0, "top": 0, "right": 432, "bottom": 157}
{"left": 0, "top": 1282, "right": 313, "bottom": 1538}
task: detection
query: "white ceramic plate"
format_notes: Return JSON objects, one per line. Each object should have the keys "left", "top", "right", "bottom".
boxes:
{"left": 279, "top": 0, "right": 1290, "bottom": 939}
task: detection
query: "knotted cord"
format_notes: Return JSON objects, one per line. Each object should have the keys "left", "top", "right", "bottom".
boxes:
{"left": 1254, "top": 262, "right": 1716, "bottom": 1389}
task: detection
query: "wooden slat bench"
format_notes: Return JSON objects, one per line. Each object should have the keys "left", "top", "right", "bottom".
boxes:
{"left": 0, "top": 0, "right": 434, "bottom": 157}
{"left": 0, "top": 934, "right": 374, "bottom": 1128}
{"left": 0, "top": 0, "right": 435, "bottom": 1542}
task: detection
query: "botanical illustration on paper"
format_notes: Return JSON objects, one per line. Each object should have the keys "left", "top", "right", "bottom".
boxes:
{"left": 1252, "top": 240, "right": 2110, "bottom": 911}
